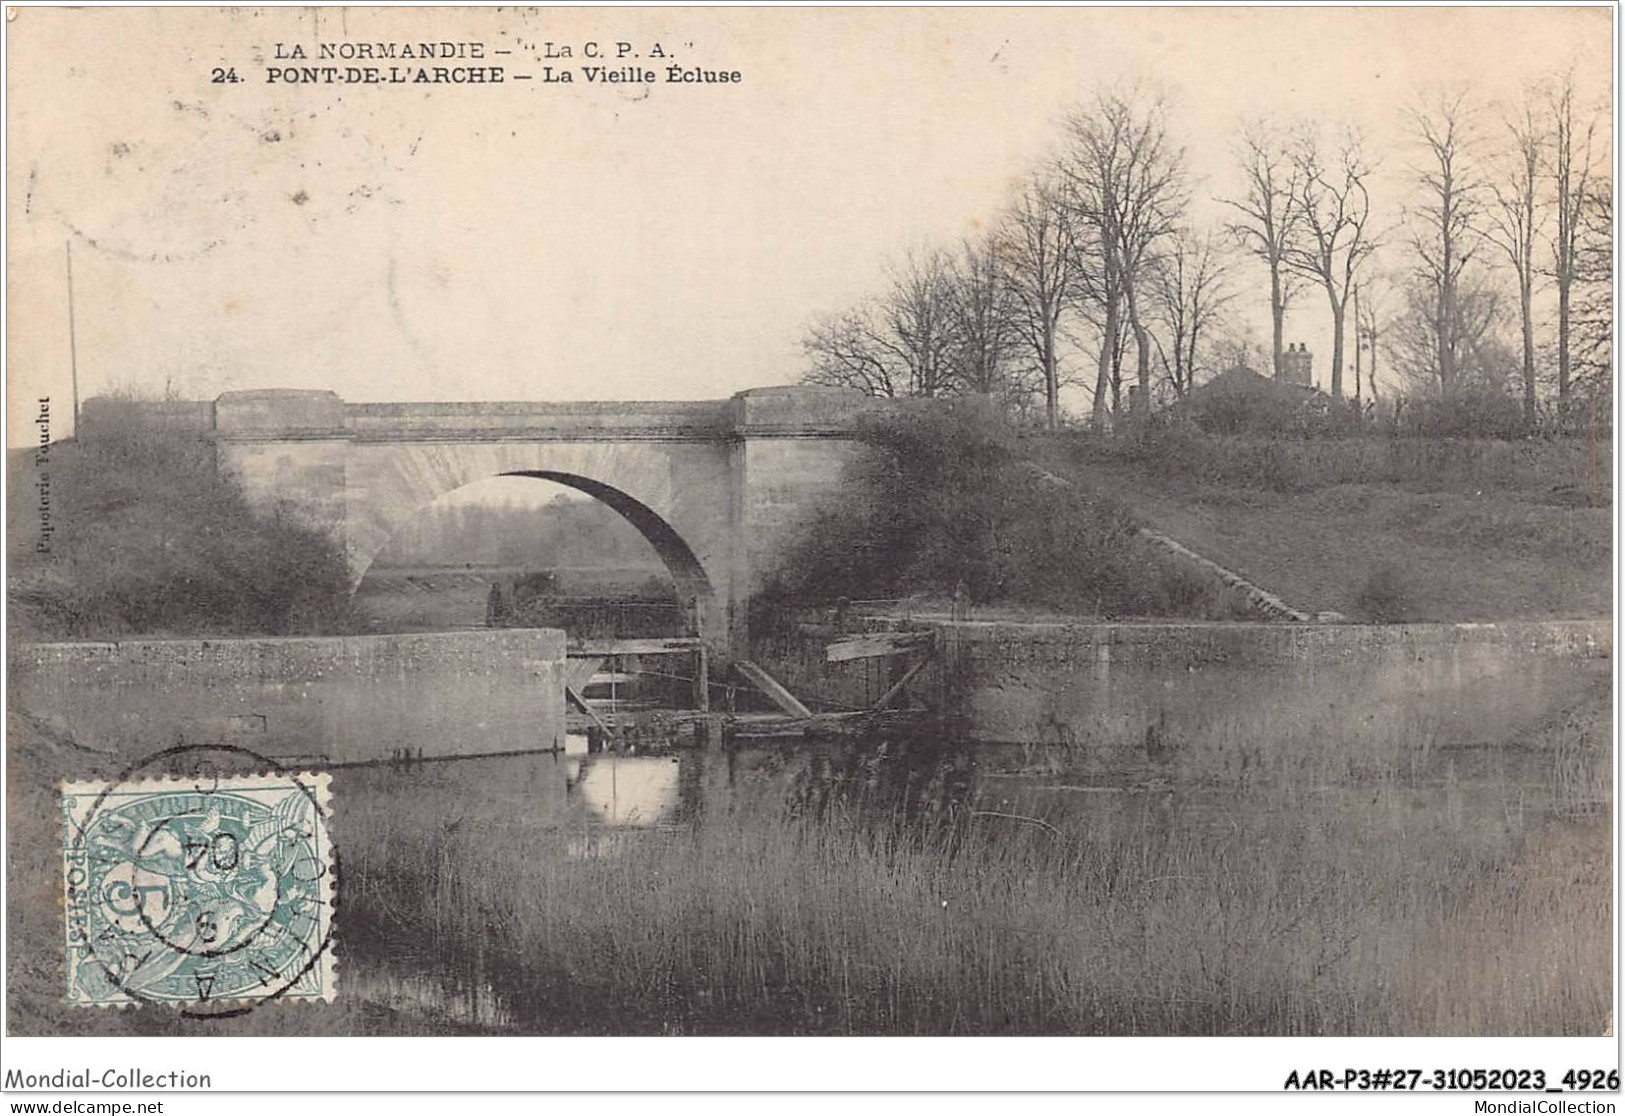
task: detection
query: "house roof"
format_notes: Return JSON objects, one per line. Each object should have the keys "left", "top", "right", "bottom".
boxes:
{"left": 1189, "top": 366, "right": 1325, "bottom": 403}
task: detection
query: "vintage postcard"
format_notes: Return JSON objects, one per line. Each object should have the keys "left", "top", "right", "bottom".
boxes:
{"left": 2, "top": 2, "right": 1614, "bottom": 1097}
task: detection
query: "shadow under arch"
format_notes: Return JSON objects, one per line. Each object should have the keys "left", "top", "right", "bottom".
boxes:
{"left": 497, "top": 469, "right": 718, "bottom": 641}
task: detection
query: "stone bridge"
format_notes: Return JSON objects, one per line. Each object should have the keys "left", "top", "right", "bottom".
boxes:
{"left": 94, "top": 386, "right": 876, "bottom": 654}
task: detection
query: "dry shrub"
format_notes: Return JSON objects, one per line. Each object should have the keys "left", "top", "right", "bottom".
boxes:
{"left": 1551, "top": 703, "right": 1612, "bottom": 819}
{"left": 8, "top": 393, "right": 355, "bottom": 640}
{"left": 761, "top": 399, "right": 1249, "bottom": 621}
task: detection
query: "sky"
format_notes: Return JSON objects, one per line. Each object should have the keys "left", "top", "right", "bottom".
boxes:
{"left": 6, "top": 5, "right": 1612, "bottom": 446}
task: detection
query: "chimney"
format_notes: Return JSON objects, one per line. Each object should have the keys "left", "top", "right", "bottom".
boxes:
{"left": 1279, "top": 344, "right": 1313, "bottom": 386}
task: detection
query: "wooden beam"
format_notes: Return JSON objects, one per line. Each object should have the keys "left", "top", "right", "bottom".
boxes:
{"left": 825, "top": 630, "right": 935, "bottom": 663}
{"left": 693, "top": 644, "right": 710, "bottom": 712}
{"left": 565, "top": 685, "right": 612, "bottom": 734}
{"left": 565, "top": 657, "right": 605, "bottom": 693}
{"left": 734, "top": 660, "right": 814, "bottom": 718}
{"left": 866, "top": 650, "right": 933, "bottom": 721}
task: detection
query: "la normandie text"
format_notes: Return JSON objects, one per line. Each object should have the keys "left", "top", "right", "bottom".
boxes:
{"left": 264, "top": 40, "right": 740, "bottom": 85}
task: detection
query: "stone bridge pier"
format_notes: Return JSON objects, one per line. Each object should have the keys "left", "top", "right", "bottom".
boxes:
{"left": 142, "top": 385, "right": 875, "bottom": 658}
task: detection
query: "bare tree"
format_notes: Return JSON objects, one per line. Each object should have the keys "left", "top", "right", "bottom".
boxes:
{"left": 1353, "top": 274, "right": 1394, "bottom": 402}
{"left": 1480, "top": 92, "right": 1548, "bottom": 428}
{"left": 996, "top": 174, "right": 1084, "bottom": 428}
{"left": 802, "top": 248, "right": 960, "bottom": 398}
{"left": 1221, "top": 119, "right": 1304, "bottom": 379}
{"left": 1067, "top": 236, "right": 1124, "bottom": 423}
{"left": 1572, "top": 174, "right": 1612, "bottom": 410}
{"left": 1061, "top": 83, "right": 1187, "bottom": 424}
{"left": 1061, "top": 99, "right": 1124, "bottom": 428}
{"left": 1351, "top": 281, "right": 1366, "bottom": 404}
{"left": 1148, "top": 227, "right": 1235, "bottom": 398}
{"left": 883, "top": 248, "right": 962, "bottom": 398}
{"left": 1405, "top": 90, "right": 1486, "bottom": 393}
{"left": 1210, "top": 327, "right": 1269, "bottom": 376}
{"left": 1548, "top": 72, "right": 1602, "bottom": 417}
{"left": 1389, "top": 269, "right": 1508, "bottom": 394}
{"left": 1286, "top": 127, "right": 1378, "bottom": 398}
{"left": 802, "top": 306, "right": 905, "bottom": 397}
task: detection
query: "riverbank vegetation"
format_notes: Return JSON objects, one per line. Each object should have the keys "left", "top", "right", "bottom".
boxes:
{"left": 754, "top": 399, "right": 1258, "bottom": 626}
{"left": 347, "top": 741, "right": 1607, "bottom": 1035}
{"left": 8, "top": 668, "right": 1608, "bottom": 1036}
{"left": 753, "top": 398, "right": 1610, "bottom": 625}
{"left": 7, "top": 395, "right": 354, "bottom": 641}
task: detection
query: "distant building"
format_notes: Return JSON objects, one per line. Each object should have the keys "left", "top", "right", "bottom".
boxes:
{"left": 1279, "top": 343, "right": 1313, "bottom": 387}
{"left": 1177, "top": 365, "right": 1330, "bottom": 435}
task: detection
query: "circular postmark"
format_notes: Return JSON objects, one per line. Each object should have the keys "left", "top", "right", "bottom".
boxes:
{"left": 62, "top": 744, "right": 338, "bottom": 1019}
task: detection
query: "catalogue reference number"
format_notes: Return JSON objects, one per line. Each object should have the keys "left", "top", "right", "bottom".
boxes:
{"left": 1284, "top": 1068, "right": 1620, "bottom": 1092}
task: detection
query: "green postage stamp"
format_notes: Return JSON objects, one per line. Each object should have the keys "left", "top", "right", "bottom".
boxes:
{"left": 62, "top": 769, "right": 336, "bottom": 1010}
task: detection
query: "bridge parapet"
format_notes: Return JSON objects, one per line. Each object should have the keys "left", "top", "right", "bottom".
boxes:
{"left": 728, "top": 385, "right": 878, "bottom": 437}
{"left": 346, "top": 399, "right": 738, "bottom": 442}
{"left": 215, "top": 389, "right": 347, "bottom": 439}
{"left": 92, "top": 386, "right": 879, "bottom": 444}
{"left": 78, "top": 396, "right": 215, "bottom": 437}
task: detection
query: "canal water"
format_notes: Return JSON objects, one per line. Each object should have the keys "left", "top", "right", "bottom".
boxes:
{"left": 329, "top": 720, "right": 1595, "bottom": 1035}
{"left": 334, "top": 731, "right": 1125, "bottom": 1030}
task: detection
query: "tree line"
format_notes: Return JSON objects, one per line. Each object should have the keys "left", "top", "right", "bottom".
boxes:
{"left": 802, "top": 74, "right": 1610, "bottom": 434}
{"left": 372, "top": 492, "right": 661, "bottom": 570}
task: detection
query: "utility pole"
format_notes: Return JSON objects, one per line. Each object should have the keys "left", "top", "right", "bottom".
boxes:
{"left": 66, "top": 240, "right": 80, "bottom": 435}
{"left": 1352, "top": 282, "right": 1363, "bottom": 405}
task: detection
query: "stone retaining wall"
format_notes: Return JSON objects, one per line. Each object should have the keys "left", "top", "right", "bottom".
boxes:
{"left": 10, "top": 629, "right": 567, "bottom": 764}
{"left": 761, "top": 619, "right": 1611, "bottom": 749}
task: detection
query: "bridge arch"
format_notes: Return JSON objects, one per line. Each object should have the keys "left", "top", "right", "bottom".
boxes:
{"left": 413, "top": 470, "right": 716, "bottom": 636}
{"left": 342, "top": 441, "right": 735, "bottom": 648}
{"left": 193, "top": 386, "right": 877, "bottom": 656}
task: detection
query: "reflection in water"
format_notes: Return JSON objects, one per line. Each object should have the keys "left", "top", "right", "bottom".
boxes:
{"left": 787, "top": 736, "right": 977, "bottom": 823}
{"left": 571, "top": 754, "right": 681, "bottom": 827}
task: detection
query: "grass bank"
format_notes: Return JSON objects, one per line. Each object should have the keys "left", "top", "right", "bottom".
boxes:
{"left": 1043, "top": 432, "right": 1611, "bottom": 622}
{"left": 7, "top": 395, "right": 355, "bottom": 641}
{"left": 340, "top": 789, "right": 1606, "bottom": 1035}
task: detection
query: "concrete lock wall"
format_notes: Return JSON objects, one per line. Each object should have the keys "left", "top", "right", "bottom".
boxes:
{"left": 764, "top": 619, "right": 1612, "bottom": 751}
{"left": 10, "top": 629, "right": 568, "bottom": 765}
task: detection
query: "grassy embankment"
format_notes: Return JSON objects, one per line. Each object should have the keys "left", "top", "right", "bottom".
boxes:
{"left": 1046, "top": 429, "right": 1611, "bottom": 622}
{"left": 756, "top": 401, "right": 1610, "bottom": 625}
{"left": 753, "top": 400, "right": 1263, "bottom": 629}
{"left": 7, "top": 396, "right": 355, "bottom": 641}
